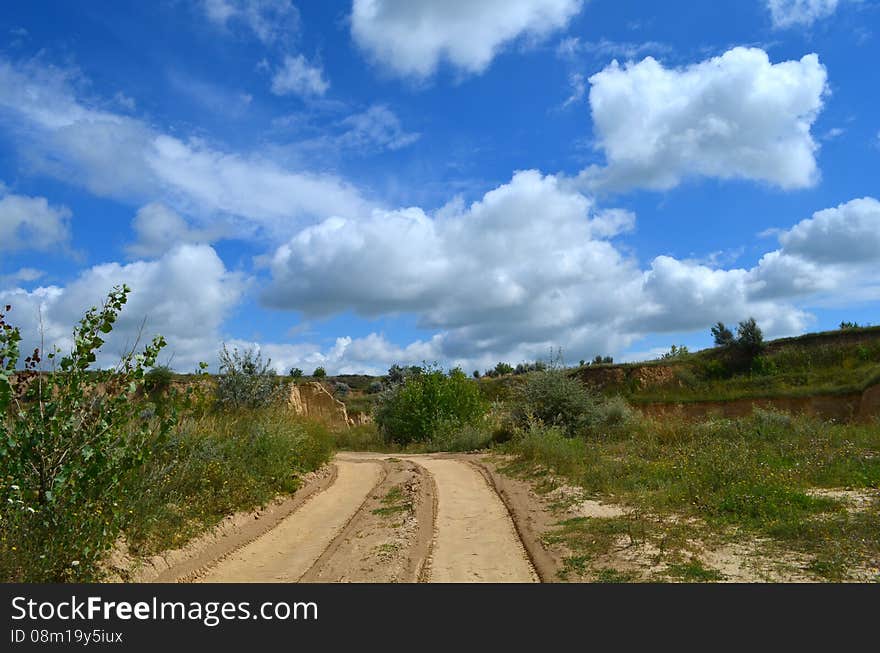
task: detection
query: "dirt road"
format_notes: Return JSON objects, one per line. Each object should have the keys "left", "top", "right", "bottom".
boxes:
{"left": 176, "top": 453, "right": 539, "bottom": 583}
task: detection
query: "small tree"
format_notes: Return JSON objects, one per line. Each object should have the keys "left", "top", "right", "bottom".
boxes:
{"left": 312, "top": 366, "right": 326, "bottom": 379}
{"left": 289, "top": 367, "right": 303, "bottom": 379}
{"left": 661, "top": 344, "right": 689, "bottom": 360}
{"left": 711, "top": 321, "right": 735, "bottom": 347}
{"left": 493, "top": 362, "right": 514, "bottom": 376}
{"left": 736, "top": 317, "right": 764, "bottom": 357}
{"left": 473, "top": 370, "right": 481, "bottom": 379}
{"left": 0, "top": 286, "right": 173, "bottom": 581}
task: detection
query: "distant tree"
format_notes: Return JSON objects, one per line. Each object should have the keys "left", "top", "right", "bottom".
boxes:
{"left": 312, "top": 366, "right": 326, "bottom": 379}
{"left": 593, "top": 355, "right": 604, "bottom": 365}
{"left": 289, "top": 367, "right": 303, "bottom": 379}
{"left": 736, "top": 317, "right": 764, "bottom": 356}
{"left": 579, "top": 359, "right": 586, "bottom": 367}
{"left": 661, "top": 344, "right": 689, "bottom": 360}
{"left": 386, "top": 364, "right": 406, "bottom": 385}
{"left": 839, "top": 321, "right": 861, "bottom": 330}
{"left": 493, "top": 362, "right": 515, "bottom": 376}
{"left": 711, "top": 322, "right": 735, "bottom": 348}
{"left": 473, "top": 370, "right": 481, "bottom": 379}
{"left": 602, "top": 356, "right": 613, "bottom": 365}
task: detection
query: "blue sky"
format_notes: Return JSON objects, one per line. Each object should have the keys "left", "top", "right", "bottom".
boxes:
{"left": 0, "top": 0, "right": 878, "bottom": 374}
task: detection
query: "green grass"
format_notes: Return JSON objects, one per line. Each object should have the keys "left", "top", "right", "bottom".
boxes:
{"left": 372, "top": 485, "right": 411, "bottom": 517}
{"left": 504, "top": 409, "right": 880, "bottom": 581}
{"left": 666, "top": 559, "right": 726, "bottom": 582}
{"left": 120, "top": 408, "right": 334, "bottom": 557}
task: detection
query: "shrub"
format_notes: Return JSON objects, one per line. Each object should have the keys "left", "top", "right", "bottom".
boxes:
{"left": 367, "top": 380, "right": 384, "bottom": 394}
{"left": 215, "top": 345, "right": 284, "bottom": 410}
{"left": 289, "top": 367, "right": 303, "bottom": 379}
{"left": 144, "top": 364, "right": 174, "bottom": 397}
{"left": 312, "top": 366, "right": 326, "bottom": 379}
{"left": 374, "top": 365, "right": 487, "bottom": 445}
{"left": 0, "top": 286, "right": 173, "bottom": 582}
{"left": 511, "top": 369, "right": 600, "bottom": 436}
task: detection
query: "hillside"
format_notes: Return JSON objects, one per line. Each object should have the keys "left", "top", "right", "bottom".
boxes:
{"left": 573, "top": 325, "right": 880, "bottom": 403}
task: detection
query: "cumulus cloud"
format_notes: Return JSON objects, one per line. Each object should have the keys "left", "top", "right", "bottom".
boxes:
{"left": 202, "top": 0, "right": 299, "bottom": 44}
{"left": 748, "top": 197, "right": 880, "bottom": 302}
{"left": 0, "top": 57, "right": 372, "bottom": 238}
{"left": 230, "top": 332, "right": 446, "bottom": 376}
{"left": 126, "top": 202, "right": 225, "bottom": 258}
{"left": 0, "top": 189, "right": 71, "bottom": 251}
{"left": 0, "top": 245, "right": 244, "bottom": 371}
{"left": 767, "top": 0, "right": 839, "bottom": 28}
{"left": 270, "top": 55, "right": 329, "bottom": 97}
{"left": 583, "top": 47, "right": 828, "bottom": 192}
{"left": 778, "top": 197, "right": 880, "bottom": 264}
{"left": 261, "top": 170, "right": 852, "bottom": 371}
{"left": 351, "top": 0, "right": 584, "bottom": 79}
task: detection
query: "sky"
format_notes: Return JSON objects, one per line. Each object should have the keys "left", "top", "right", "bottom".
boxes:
{"left": 0, "top": 0, "right": 878, "bottom": 375}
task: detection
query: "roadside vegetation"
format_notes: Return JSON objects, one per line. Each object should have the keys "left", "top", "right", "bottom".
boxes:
{"left": 0, "top": 288, "right": 333, "bottom": 582}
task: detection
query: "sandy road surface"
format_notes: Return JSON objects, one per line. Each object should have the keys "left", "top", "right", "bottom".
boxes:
{"left": 199, "top": 459, "right": 383, "bottom": 583}
{"left": 414, "top": 457, "right": 538, "bottom": 583}
{"left": 173, "top": 453, "right": 537, "bottom": 583}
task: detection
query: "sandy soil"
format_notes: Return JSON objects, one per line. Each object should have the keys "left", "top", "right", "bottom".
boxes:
{"left": 145, "top": 452, "right": 541, "bottom": 583}
{"left": 197, "top": 459, "right": 383, "bottom": 582}
{"left": 415, "top": 457, "right": 537, "bottom": 583}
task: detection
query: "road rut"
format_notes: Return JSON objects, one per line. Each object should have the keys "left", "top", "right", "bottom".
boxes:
{"left": 414, "top": 457, "right": 538, "bottom": 583}
{"left": 198, "top": 460, "right": 382, "bottom": 583}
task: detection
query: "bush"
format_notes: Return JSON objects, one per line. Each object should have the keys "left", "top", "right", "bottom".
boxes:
{"left": 374, "top": 365, "right": 487, "bottom": 445}
{"left": 0, "top": 286, "right": 173, "bottom": 582}
{"left": 144, "top": 365, "right": 174, "bottom": 397}
{"left": 511, "top": 369, "right": 600, "bottom": 436}
{"left": 312, "top": 366, "right": 326, "bottom": 379}
{"left": 215, "top": 345, "right": 284, "bottom": 410}
{"left": 289, "top": 367, "right": 303, "bottom": 379}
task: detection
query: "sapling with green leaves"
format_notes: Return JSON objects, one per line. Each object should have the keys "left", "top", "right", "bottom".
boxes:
{"left": 0, "top": 285, "right": 174, "bottom": 582}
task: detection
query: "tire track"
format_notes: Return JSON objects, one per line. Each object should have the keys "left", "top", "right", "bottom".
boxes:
{"left": 412, "top": 457, "right": 538, "bottom": 583}
{"left": 197, "top": 459, "right": 383, "bottom": 583}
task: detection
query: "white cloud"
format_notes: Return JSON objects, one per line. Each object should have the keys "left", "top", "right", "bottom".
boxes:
{"left": 351, "top": 0, "right": 584, "bottom": 79}
{"left": 270, "top": 55, "right": 329, "bottom": 97}
{"left": 0, "top": 267, "right": 44, "bottom": 287}
{"left": 583, "top": 47, "right": 828, "bottom": 192}
{"left": 262, "top": 170, "right": 846, "bottom": 371}
{"left": 562, "top": 72, "right": 586, "bottom": 108}
{"left": 767, "top": 0, "right": 839, "bottom": 28}
{"left": 336, "top": 105, "right": 420, "bottom": 151}
{"left": 231, "top": 332, "right": 446, "bottom": 376}
{"left": 778, "top": 197, "right": 880, "bottom": 263}
{"left": 127, "top": 202, "right": 223, "bottom": 258}
{"left": 202, "top": 0, "right": 299, "bottom": 44}
{"left": 0, "top": 57, "right": 372, "bottom": 239}
{"left": 556, "top": 37, "right": 670, "bottom": 61}
{"left": 0, "top": 189, "right": 71, "bottom": 251}
{"left": 0, "top": 245, "right": 244, "bottom": 371}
